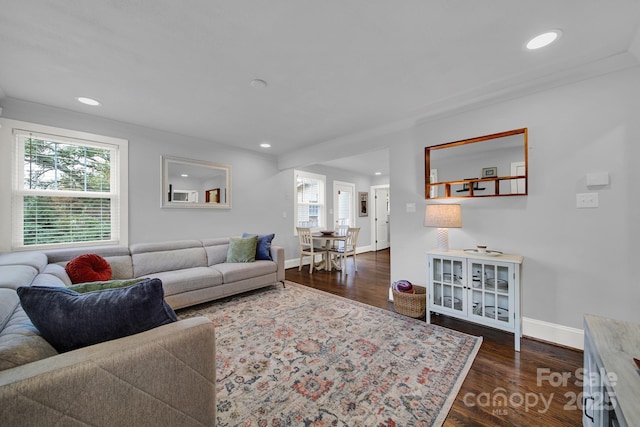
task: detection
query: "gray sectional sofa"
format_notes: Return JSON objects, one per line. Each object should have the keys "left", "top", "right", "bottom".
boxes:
{"left": 0, "top": 237, "right": 285, "bottom": 426}
{"left": 36, "top": 238, "right": 285, "bottom": 309}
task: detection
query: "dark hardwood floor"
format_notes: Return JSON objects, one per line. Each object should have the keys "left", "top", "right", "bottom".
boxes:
{"left": 286, "top": 249, "right": 584, "bottom": 426}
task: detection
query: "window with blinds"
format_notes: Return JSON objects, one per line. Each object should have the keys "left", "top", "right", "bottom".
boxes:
{"left": 13, "top": 128, "right": 125, "bottom": 249}
{"left": 294, "top": 170, "right": 326, "bottom": 230}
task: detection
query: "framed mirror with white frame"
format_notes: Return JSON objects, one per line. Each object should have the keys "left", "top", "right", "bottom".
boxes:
{"left": 161, "top": 155, "right": 231, "bottom": 209}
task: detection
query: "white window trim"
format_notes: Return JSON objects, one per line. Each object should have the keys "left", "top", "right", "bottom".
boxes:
{"left": 294, "top": 169, "right": 326, "bottom": 234}
{"left": 4, "top": 118, "right": 128, "bottom": 250}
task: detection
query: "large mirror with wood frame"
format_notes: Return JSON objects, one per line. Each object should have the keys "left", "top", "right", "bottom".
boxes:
{"left": 425, "top": 128, "right": 528, "bottom": 199}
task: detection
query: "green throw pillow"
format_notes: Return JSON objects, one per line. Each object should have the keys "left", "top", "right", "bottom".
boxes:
{"left": 67, "top": 278, "right": 149, "bottom": 293}
{"left": 227, "top": 236, "right": 258, "bottom": 263}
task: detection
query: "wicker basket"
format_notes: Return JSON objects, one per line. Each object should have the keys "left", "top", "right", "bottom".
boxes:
{"left": 392, "top": 285, "right": 426, "bottom": 318}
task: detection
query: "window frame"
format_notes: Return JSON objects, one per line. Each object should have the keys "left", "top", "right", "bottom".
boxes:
{"left": 9, "top": 120, "right": 128, "bottom": 250}
{"left": 294, "top": 170, "right": 326, "bottom": 233}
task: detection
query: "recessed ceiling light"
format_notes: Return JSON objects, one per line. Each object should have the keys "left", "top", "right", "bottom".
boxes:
{"left": 77, "top": 97, "right": 101, "bottom": 106}
{"left": 250, "top": 79, "right": 268, "bottom": 89}
{"left": 260, "top": 142, "right": 271, "bottom": 148}
{"left": 374, "top": 172, "right": 382, "bottom": 176}
{"left": 181, "top": 174, "right": 188, "bottom": 177}
{"left": 526, "top": 30, "right": 562, "bottom": 50}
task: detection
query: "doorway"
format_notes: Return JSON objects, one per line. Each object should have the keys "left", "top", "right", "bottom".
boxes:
{"left": 372, "top": 185, "right": 390, "bottom": 251}
{"left": 333, "top": 181, "right": 356, "bottom": 229}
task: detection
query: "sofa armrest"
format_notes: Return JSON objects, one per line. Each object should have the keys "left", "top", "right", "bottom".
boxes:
{"left": 270, "top": 245, "right": 285, "bottom": 282}
{"left": 0, "top": 317, "right": 216, "bottom": 427}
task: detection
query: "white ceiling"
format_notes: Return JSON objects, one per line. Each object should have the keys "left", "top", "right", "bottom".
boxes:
{"left": 0, "top": 1, "right": 639, "bottom": 176}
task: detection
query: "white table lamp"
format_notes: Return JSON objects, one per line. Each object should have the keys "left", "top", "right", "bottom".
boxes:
{"left": 424, "top": 204, "right": 462, "bottom": 252}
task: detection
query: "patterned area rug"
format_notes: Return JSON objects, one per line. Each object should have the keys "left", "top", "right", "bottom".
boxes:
{"left": 178, "top": 282, "right": 482, "bottom": 426}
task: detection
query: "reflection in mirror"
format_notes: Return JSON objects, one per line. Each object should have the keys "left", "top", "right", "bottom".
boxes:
{"left": 161, "top": 155, "right": 231, "bottom": 208}
{"left": 425, "top": 128, "right": 527, "bottom": 199}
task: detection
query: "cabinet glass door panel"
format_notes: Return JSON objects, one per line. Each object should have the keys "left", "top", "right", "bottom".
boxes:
{"left": 468, "top": 260, "right": 514, "bottom": 327}
{"left": 433, "top": 259, "right": 463, "bottom": 284}
{"left": 471, "top": 290, "right": 483, "bottom": 316}
{"left": 496, "top": 295, "right": 510, "bottom": 324}
{"left": 483, "top": 293, "right": 496, "bottom": 320}
{"left": 488, "top": 265, "right": 510, "bottom": 294}
{"left": 432, "top": 258, "right": 443, "bottom": 281}
{"left": 432, "top": 283, "right": 442, "bottom": 308}
{"left": 436, "top": 284, "right": 464, "bottom": 312}
{"left": 430, "top": 256, "right": 465, "bottom": 314}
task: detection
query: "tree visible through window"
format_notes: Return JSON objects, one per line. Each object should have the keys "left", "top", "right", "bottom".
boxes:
{"left": 14, "top": 131, "right": 120, "bottom": 248}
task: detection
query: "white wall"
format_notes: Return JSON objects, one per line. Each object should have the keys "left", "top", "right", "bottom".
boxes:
{"left": 0, "top": 98, "right": 303, "bottom": 255}
{"left": 390, "top": 67, "right": 640, "bottom": 336}
{"left": 0, "top": 98, "right": 384, "bottom": 264}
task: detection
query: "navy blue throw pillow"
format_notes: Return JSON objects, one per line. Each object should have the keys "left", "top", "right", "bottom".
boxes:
{"left": 17, "top": 278, "right": 177, "bottom": 353}
{"left": 242, "top": 232, "right": 275, "bottom": 261}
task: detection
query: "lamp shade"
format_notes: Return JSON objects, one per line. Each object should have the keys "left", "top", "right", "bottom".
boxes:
{"left": 424, "top": 204, "right": 462, "bottom": 228}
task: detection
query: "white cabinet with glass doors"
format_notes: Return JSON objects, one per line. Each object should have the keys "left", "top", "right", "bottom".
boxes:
{"left": 427, "top": 249, "right": 524, "bottom": 351}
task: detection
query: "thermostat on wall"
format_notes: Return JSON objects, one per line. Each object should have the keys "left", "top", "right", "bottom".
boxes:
{"left": 586, "top": 172, "right": 609, "bottom": 187}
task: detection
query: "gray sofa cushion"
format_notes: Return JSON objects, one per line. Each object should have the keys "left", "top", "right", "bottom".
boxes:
{"left": 0, "top": 265, "right": 40, "bottom": 290}
{"left": 31, "top": 273, "right": 67, "bottom": 288}
{"left": 0, "top": 289, "right": 58, "bottom": 370}
{"left": 212, "top": 260, "right": 277, "bottom": 283}
{"left": 130, "top": 240, "right": 207, "bottom": 277}
{"left": 104, "top": 255, "right": 134, "bottom": 279}
{"left": 40, "top": 264, "right": 72, "bottom": 286}
{"left": 43, "top": 245, "right": 130, "bottom": 264}
{"left": 0, "top": 252, "right": 48, "bottom": 272}
{"left": 201, "top": 238, "right": 230, "bottom": 266}
{"left": 151, "top": 267, "right": 223, "bottom": 296}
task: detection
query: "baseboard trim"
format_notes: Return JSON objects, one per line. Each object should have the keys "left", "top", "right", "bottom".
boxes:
{"left": 522, "top": 317, "right": 584, "bottom": 350}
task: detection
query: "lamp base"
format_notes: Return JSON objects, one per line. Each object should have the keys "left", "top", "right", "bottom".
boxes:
{"left": 436, "top": 228, "right": 449, "bottom": 252}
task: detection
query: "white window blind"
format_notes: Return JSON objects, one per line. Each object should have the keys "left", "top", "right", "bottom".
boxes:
{"left": 12, "top": 128, "right": 124, "bottom": 249}
{"left": 294, "top": 170, "right": 326, "bottom": 230}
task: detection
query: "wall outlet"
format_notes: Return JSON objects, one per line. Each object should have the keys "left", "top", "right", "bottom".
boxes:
{"left": 576, "top": 193, "right": 598, "bottom": 208}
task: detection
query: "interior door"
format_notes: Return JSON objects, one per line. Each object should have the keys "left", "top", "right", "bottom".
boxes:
{"left": 333, "top": 181, "right": 355, "bottom": 229}
{"left": 510, "top": 161, "right": 525, "bottom": 194}
{"left": 374, "top": 187, "right": 390, "bottom": 250}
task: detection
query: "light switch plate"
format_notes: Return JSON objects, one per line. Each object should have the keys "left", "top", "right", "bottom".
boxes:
{"left": 406, "top": 203, "right": 416, "bottom": 213}
{"left": 576, "top": 193, "right": 598, "bottom": 208}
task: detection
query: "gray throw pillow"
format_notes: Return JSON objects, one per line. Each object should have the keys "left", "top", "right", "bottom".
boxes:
{"left": 226, "top": 235, "right": 258, "bottom": 263}
{"left": 17, "top": 278, "right": 177, "bottom": 353}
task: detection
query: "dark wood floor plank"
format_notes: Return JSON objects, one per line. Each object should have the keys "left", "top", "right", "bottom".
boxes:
{"left": 285, "top": 249, "right": 584, "bottom": 426}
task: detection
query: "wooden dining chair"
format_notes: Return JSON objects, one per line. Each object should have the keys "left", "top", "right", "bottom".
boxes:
{"left": 328, "top": 227, "right": 360, "bottom": 273}
{"left": 296, "top": 227, "right": 325, "bottom": 274}
{"left": 333, "top": 224, "right": 349, "bottom": 250}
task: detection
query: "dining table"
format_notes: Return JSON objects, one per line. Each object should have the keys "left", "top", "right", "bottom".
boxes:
{"left": 311, "top": 231, "right": 347, "bottom": 271}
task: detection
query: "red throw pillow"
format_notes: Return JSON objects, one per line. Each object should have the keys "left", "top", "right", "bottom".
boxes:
{"left": 65, "top": 254, "right": 112, "bottom": 284}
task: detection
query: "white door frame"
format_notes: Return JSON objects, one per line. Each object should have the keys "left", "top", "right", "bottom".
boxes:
{"left": 370, "top": 184, "right": 390, "bottom": 251}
